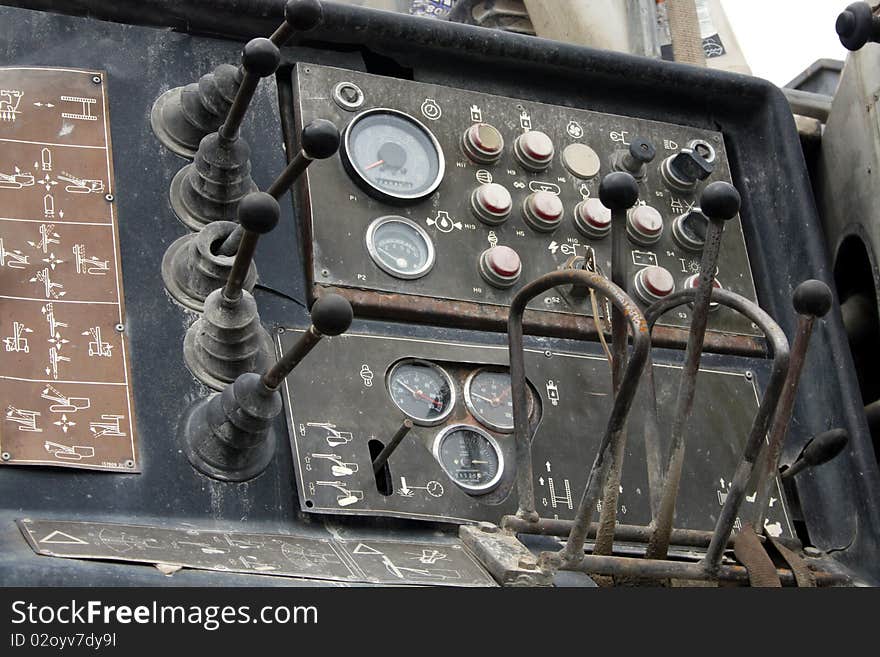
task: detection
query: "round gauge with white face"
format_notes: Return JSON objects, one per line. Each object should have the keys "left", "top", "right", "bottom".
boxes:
{"left": 433, "top": 424, "right": 504, "bottom": 493}
{"left": 366, "top": 215, "right": 435, "bottom": 279}
{"left": 387, "top": 359, "right": 455, "bottom": 426}
{"left": 341, "top": 108, "right": 445, "bottom": 203}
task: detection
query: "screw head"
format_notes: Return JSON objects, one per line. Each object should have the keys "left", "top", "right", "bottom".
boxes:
{"left": 115, "top": 323, "right": 125, "bottom": 333}
{"left": 105, "top": 193, "right": 114, "bottom": 202}
{"left": 1, "top": 452, "right": 10, "bottom": 461}
{"left": 92, "top": 75, "right": 102, "bottom": 84}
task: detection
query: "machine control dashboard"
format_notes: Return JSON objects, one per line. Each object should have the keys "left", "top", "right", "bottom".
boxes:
{"left": 279, "top": 329, "right": 792, "bottom": 537}
{"left": 293, "top": 64, "right": 761, "bottom": 350}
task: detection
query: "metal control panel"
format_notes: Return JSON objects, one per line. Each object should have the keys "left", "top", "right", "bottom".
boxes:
{"left": 279, "top": 330, "right": 792, "bottom": 538}
{"left": 294, "top": 64, "right": 761, "bottom": 351}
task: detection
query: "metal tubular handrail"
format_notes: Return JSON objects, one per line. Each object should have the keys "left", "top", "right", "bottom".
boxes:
{"left": 504, "top": 270, "right": 650, "bottom": 566}
{"left": 641, "top": 287, "right": 791, "bottom": 572}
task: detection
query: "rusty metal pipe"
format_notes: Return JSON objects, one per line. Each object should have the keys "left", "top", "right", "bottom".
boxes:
{"left": 644, "top": 182, "right": 740, "bottom": 561}
{"left": 507, "top": 269, "right": 648, "bottom": 531}
{"left": 750, "top": 280, "right": 832, "bottom": 530}
{"left": 641, "top": 287, "right": 790, "bottom": 572}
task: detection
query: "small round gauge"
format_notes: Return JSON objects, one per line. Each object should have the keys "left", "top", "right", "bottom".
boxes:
{"left": 387, "top": 359, "right": 455, "bottom": 426}
{"left": 341, "top": 108, "right": 445, "bottom": 203}
{"left": 366, "top": 215, "right": 435, "bottom": 279}
{"left": 433, "top": 424, "right": 504, "bottom": 493}
{"left": 464, "top": 367, "right": 533, "bottom": 433}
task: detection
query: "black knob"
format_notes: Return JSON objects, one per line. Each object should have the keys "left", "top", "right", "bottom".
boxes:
{"left": 598, "top": 171, "right": 639, "bottom": 211}
{"left": 241, "top": 38, "right": 281, "bottom": 78}
{"left": 238, "top": 192, "right": 280, "bottom": 234}
{"left": 837, "top": 2, "right": 879, "bottom": 51}
{"left": 792, "top": 279, "right": 833, "bottom": 318}
{"left": 286, "top": 0, "right": 324, "bottom": 31}
{"left": 628, "top": 137, "right": 656, "bottom": 166}
{"left": 302, "top": 119, "right": 341, "bottom": 159}
{"left": 801, "top": 428, "right": 849, "bottom": 467}
{"left": 700, "top": 181, "right": 740, "bottom": 221}
{"left": 311, "top": 294, "right": 354, "bottom": 336}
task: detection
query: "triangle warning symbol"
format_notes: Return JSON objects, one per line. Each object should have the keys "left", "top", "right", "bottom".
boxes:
{"left": 39, "top": 530, "right": 88, "bottom": 545}
{"left": 352, "top": 543, "right": 382, "bottom": 555}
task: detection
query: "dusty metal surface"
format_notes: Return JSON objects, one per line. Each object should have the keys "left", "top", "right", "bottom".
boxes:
{"left": 0, "top": 67, "right": 137, "bottom": 472}
{"left": 17, "top": 518, "right": 496, "bottom": 586}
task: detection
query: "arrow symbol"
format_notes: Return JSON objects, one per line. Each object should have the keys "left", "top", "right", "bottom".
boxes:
{"left": 453, "top": 222, "right": 462, "bottom": 230}
{"left": 538, "top": 477, "right": 545, "bottom": 486}
{"left": 427, "top": 218, "right": 435, "bottom": 226}
{"left": 545, "top": 461, "right": 551, "bottom": 472}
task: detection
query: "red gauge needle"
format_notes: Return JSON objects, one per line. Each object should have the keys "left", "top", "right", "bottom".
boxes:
{"left": 398, "top": 381, "right": 443, "bottom": 410}
{"left": 363, "top": 159, "right": 384, "bottom": 171}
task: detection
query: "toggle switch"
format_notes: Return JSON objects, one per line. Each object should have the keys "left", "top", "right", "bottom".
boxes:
{"left": 462, "top": 123, "right": 505, "bottom": 164}
{"left": 614, "top": 136, "right": 656, "bottom": 180}
{"left": 514, "top": 130, "right": 555, "bottom": 171}
{"left": 634, "top": 266, "right": 675, "bottom": 304}
{"left": 660, "top": 139, "right": 716, "bottom": 193}
{"left": 523, "top": 191, "right": 564, "bottom": 232}
{"left": 626, "top": 205, "right": 663, "bottom": 245}
{"left": 672, "top": 209, "right": 710, "bottom": 252}
{"left": 573, "top": 198, "right": 612, "bottom": 239}
{"left": 479, "top": 245, "right": 522, "bottom": 288}
{"left": 471, "top": 183, "right": 513, "bottom": 225}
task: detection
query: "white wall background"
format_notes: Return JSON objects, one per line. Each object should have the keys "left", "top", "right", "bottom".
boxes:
{"left": 720, "top": 0, "right": 849, "bottom": 85}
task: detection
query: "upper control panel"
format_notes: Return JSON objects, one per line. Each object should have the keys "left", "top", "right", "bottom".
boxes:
{"left": 293, "top": 64, "right": 760, "bottom": 350}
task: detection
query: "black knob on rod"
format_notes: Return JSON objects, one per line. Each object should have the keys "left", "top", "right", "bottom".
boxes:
{"left": 262, "top": 294, "right": 354, "bottom": 391}
{"left": 218, "top": 119, "right": 341, "bottom": 256}
{"left": 180, "top": 292, "right": 353, "bottom": 482}
{"left": 271, "top": 0, "right": 325, "bottom": 46}
{"left": 781, "top": 428, "right": 849, "bottom": 479}
{"left": 617, "top": 136, "right": 656, "bottom": 179}
{"left": 837, "top": 2, "right": 880, "bottom": 51}
{"left": 750, "top": 279, "right": 833, "bottom": 528}
{"left": 223, "top": 192, "right": 280, "bottom": 302}
{"left": 220, "top": 38, "right": 282, "bottom": 141}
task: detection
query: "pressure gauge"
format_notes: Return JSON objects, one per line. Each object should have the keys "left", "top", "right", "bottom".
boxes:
{"left": 433, "top": 424, "right": 504, "bottom": 493}
{"left": 366, "top": 215, "right": 435, "bottom": 279}
{"left": 387, "top": 359, "right": 455, "bottom": 426}
{"left": 464, "top": 367, "right": 533, "bottom": 433}
{"left": 341, "top": 108, "right": 445, "bottom": 203}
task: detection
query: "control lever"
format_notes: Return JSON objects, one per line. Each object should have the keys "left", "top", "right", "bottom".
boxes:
{"left": 183, "top": 193, "right": 279, "bottom": 390}
{"left": 162, "top": 119, "right": 340, "bottom": 309}
{"left": 592, "top": 171, "right": 638, "bottom": 556}
{"left": 837, "top": 2, "right": 880, "bottom": 50}
{"left": 646, "top": 181, "right": 740, "bottom": 561}
{"left": 780, "top": 428, "right": 849, "bottom": 480}
{"left": 170, "top": 38, "right": 280, "bottom": 230}
{"left": 180, "top": 293, "right": 353, "bottom": 481}
{"left": 614, "top": 136, "right": 656, "bottom": 180}
{"left": 218, "top": 118, "right": 341, "bottom": 256}
{"left": 371, "top": 419, "right": 414, "bottom": 475}
{"left": 749, "top": 280, "right": 833, "bottom": 530}
{"left": 151, "top": 0, "right": 325, "bottom": 157}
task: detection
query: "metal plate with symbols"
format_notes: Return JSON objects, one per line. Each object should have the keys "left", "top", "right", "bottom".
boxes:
{"left": 17, "top": 519, "right": 496, "bottom": 586}
{"left": 293, "top": 64, "right": 761, "bottom": 350}
{"left": 279, "top": 330, "right": 792, "bottom": 539}
{"left": 0, "top": 67, "right": 138, "bottom": 472}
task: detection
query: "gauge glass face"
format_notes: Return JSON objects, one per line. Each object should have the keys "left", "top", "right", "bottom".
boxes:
{"left": 387, "top": 359, "right": 454, "bottom": 425}
{"left": 366, "top": 216, "right": 435, "bottom": 279}
{"left": 434, "top": 425, "right": 503, "bottom": 493}
{"left": 343, "top": 109, "right": 444, "bottom": 202}
{"left": 465, "top": 368, "right": 528, "bottom": 433}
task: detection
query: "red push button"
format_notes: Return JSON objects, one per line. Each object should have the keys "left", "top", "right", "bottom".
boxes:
{"left": 514, "top": 130, "right": 555, "bottom": 171}
{"left": 685, "top": 273, "right": 722, "bottom": 310}
{"left": 463, "top": 123, "right": 505, "bottom": 164}
{"left": 627, "top": 205, "right": 664, "bottom": 245}
{"left": 523, "top": 191, "right": 563, "bottom": 232}
{"left": 471, "top": 183, "right": 512, "bottom": 225}
{"left": 634, "top": 266, "right": 675, "bottom": 303}
{"left": 574, "top": 198, "right": 612, "bottom": 238}
{"left": 479, "top": 245, "right": 522, "bottom": 288}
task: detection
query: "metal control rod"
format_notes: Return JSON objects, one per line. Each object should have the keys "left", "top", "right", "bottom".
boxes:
{"left": 641, "top": 287, "right": 791, "bottom": 574}
{"left": 261, "top": 294, "right": 353, "bottom": 391}
{"left": 749, "top": 280, "right": 833, "bottom": 530}
{"left": 645, "top": 181, "right": 740, "bottom": 561}
{"left": 502, "top": 269, "right": 649, "bottom": 571}
{"left": 371, "top": 419, "right": 414, "bottom": 475}
{"left": 222, "top": 193, "right": 280, "bottom": 303}
{"left": 219, "top": 38, "right": 280, "bottom": 141}
{"left": 218, "top": 119, "right": 340, "bottom": 255}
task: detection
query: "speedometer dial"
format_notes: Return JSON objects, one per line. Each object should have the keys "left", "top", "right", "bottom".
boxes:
{"left": 341, "top": 108, "right": 445, "bottom": 203}
{"left": 433, "top": 425, "right": 504, "bottom": 493}
{"left": 387, "top": 359, "right": 455, "bottom": 426}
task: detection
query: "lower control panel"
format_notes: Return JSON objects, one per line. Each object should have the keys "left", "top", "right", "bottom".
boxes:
{"left": 279, "top": 330, "right": 792, "bottom": 537}
{"left": 292, "top": 64, "right": 761, "bottom": 350}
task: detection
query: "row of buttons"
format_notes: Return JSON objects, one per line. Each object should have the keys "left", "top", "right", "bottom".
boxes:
{"left": 477, "top": 244, "right": 722, "bottom": 304}
{"left": 469, "top": 182, "right": 709, "bottom": 252}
